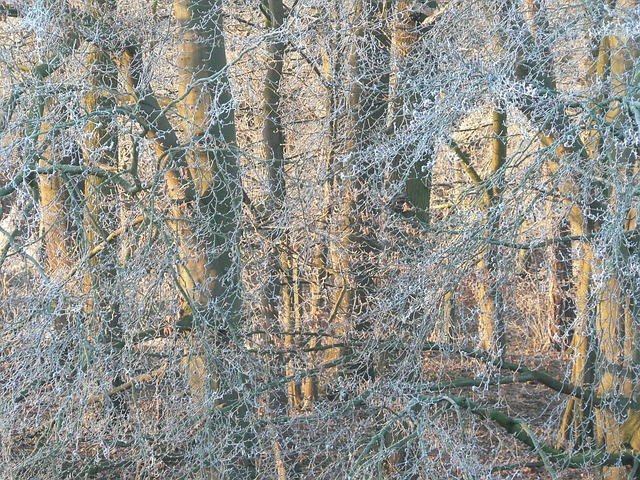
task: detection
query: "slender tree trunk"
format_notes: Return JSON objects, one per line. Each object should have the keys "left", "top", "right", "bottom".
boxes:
{"left": 256, "top": 4, "right": 312, "bottom": 472}
{"left": 560, "top": 10, "right": 611, "bottom": 456}
{"left": 451, "top": 105, "right": 507, "bottom": 355}
{"left": 83, "top": 0, "right": 121, "bottom": 349}
{"left": 260, "top": 0, "right": 286, "bottom": 329}
{"left": 477, "top": 105, "right": 507, "bottom": 355}
{"left": 390, "top": 0, "right": 432, "bottom": 225}
{"left": 259, "top": 0, "right": 301, "bottom": 412}
{"left": 39, "top": 101, "right": 81, "bottom": 333}
{"left": 548, "top": 217, "right": 576, "bottom": 350}
{"left": 308, "top": 18, "right": 343, "bottom": 402}
{"left": 330, "top": 0, "right": 390, "bottom": 392}
{"left": 525, "top": 0, "right": 577, "bottom": 353}
{"left": 561, "top": 205, "right": 597, "bottom": 448}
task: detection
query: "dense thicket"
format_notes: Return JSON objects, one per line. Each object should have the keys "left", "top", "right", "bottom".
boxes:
{"left": 2, "top": 0, "right": 640, "bottom": 478}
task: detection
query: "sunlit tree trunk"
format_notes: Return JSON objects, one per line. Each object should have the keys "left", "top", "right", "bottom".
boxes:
{"left": 477, "top": 105, "right": 507, "bottom": 355}
{"left": 561, "top": 9, "right": 613, "bottom": 459}
{"left": 33, "top": 22, "right": 83, "bottom": 311}
{"left": 388, "top": 0, "right": 435, "bottom": 343}
{"left": 173, "top": 0, "right": 242, "bottom": 328}
{"left": 173, "top": 0, "right": 253, "bottom": 476}
{"left": 521, "top": 0, "right": 579, "bottom": 352}
{"left": 308, "top": 13, "right": 344, "bottom": 402}
{"left": 561, "top": 205, "right": 597, "bottom": 448}
{"left": 39, "top": 102, "right": 81, "bottom": 333}
{"left": 450, "top": 106, "right": 506, "bottom": 355}
{"left": 591, "top": 15, "right": 640, "bottom": 477}
{"left": 524, "top": 0, "right": 576, "bottom": 353}
{"left": 390, "top": 0, "right": 432, "bottom": 225}
{"left": 330, "top": 0, "right": 390, "bottom": 391}
{"left": 258, "top": 2, "right": 302, "bottom": 474}
{"left": 83, "top": 0, "right": 121, "bottom": 350}
{"left": 382, "top": 2, "right": 432, "bottom": 474}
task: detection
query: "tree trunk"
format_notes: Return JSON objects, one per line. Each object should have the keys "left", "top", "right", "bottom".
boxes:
{"left": 39, "top": 101, "right": 81, "bottom": 333}
{"left": 561, "top": 205, "right": 597, "bottom": 448}
{"left": 390, "top": 0, "right": 432, "bottom": 225}
{"left": 450, "top": 105, "right": 507, "bottom": 355}
{"left": 526, "top": 0, "right": 576, "bottom": 354}
{"left": 308, "top": 17, "right": 343, "bottom": 402}
{"left": 592, "top": 21, "right": 640, "bottom": 479}
{"left": 477, "top": 105, "right": 507, "bottom": 355}
{"left": 329, "top": 0, "right": 390, "bottom": 393}
{"left": 173, "top": 0, "right": 242, "bottom": 328}
{"left": 548, "top": 217, "right": 576, "bottom": 350}
{"left": 551, "top": 7, "right": 640, "bottom": 478}
{"left": 259, "top": 0, "right": 300, "bottom": 411}
{"left": 83, "top": 0, "right": 121, "bottom": 349}
{"left": 173, "top": 0, "right": 252, "bottom": 476}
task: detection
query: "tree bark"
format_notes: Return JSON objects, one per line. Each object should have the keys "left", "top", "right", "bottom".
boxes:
{"left": 330, "top": 0, "right": 390, "bottom": 393}
{"left": 390, "top": 0, "right": 432, "bottom": 225}
{"left": 39, "top": 100, "right": 82, "bottom": 332}
{"left": 83, "top": 0, "right": 121, "bottom": 349}
{"left": 548, "top": 217, "right": 576, "bottom": 350}
{"left": 477, "top": 105, "right": 507, "bottom": 355}
{"left": 173, "top": 0, "right": 253, "bottom": 476}
{"left": 173, "top": 0, "right": 243, "bottom": 329}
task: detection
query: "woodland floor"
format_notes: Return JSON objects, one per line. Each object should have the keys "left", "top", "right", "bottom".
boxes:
{"left": 421, "top": 347, "right": 596, "bottom": 479}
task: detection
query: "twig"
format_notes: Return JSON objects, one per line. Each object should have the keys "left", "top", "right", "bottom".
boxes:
{"left": 422, "top": 341, "right": 640, "bottom": 411}
{"left": 487, "top": 232, "right": 601, "bottom": 249}
{"left": 63, "top": 216, "right": 147, "bottom": 281}
{"left": 431, "top": 394, "right": 640, "bottom": 469}
{"left": 86, "top": 362, "right": 168, "bottom": 405}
